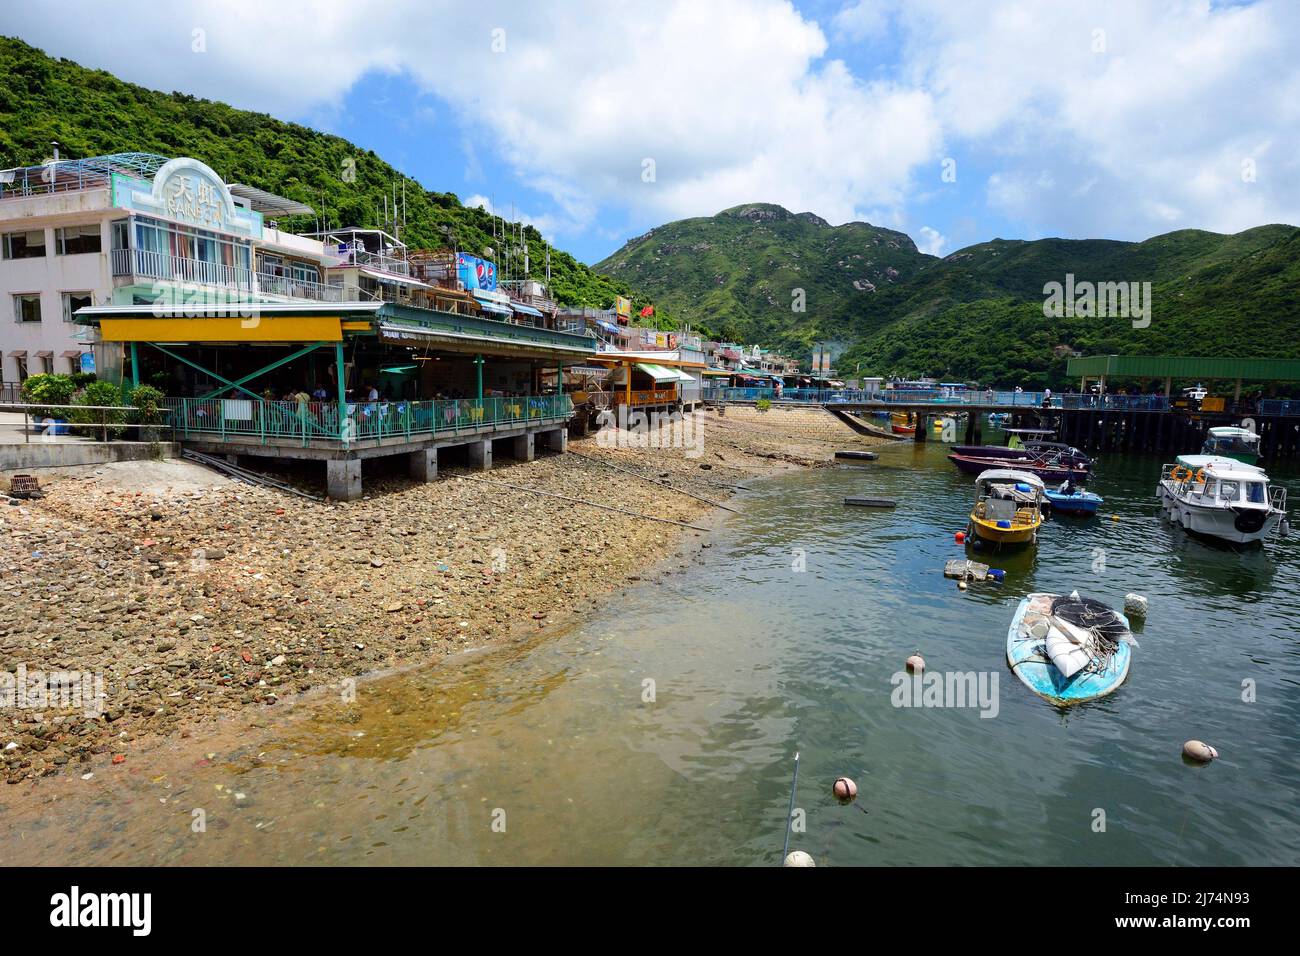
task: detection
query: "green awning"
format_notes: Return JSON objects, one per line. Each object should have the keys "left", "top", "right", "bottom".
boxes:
{"left": 636, "top": 362, "right": 678, "bottom": 383}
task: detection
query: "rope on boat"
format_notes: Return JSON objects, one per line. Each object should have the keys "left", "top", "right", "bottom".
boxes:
{"left": 452, "top": 474, "right": 713, "bottom": 531}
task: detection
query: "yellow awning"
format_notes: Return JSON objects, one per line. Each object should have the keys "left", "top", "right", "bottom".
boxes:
{"left": 99, "top": 315, "right": 344, "bottom": 343}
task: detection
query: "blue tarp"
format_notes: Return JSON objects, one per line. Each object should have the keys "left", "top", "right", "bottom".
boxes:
{"left": 473, "top": 293, "right": 512, "bottom": 316}
{"left": 510, "top": 301, "right": 545, "bottom": 318}
{"left": 596, "top": 320, "right": 621, "bottom": 334}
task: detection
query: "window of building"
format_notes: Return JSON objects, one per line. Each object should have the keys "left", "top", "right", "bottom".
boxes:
{"left": 291, "top": 262, "right": 320, "bottom": 284}
{"left": 62, "top": 291, "right": 93, "bottom": 323}
{"left": 111, "top": 220, "right": 130, "bottom": 250}
{"left": 13, "top": 293, "right": 42, "bottom": 323}
{"left": 2, "top": 230, "right": 47, "bottom": 259}
{"left": 56, "top": 224, "right": 102, "bottom": 255}
{"left": 260, "top": 254, "right": 284, "bottom": 276}
{"left": 13, "top": 354, "right": 29, "bottom": 382}
{"left": 38, "top": 353, "right": 53, "bottom": 375}
{"left": 132, "top": 215, "right": 252, "bottom": 281}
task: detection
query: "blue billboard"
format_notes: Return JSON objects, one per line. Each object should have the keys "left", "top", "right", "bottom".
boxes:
{"left": 456, "top": 254, "right": 497, "bottom": 292}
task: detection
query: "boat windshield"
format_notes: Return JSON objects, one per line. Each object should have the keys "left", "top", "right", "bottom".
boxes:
{"left": 1218, "top": 480, "right": 1240, "bottom": 501}
{"left": 1245, "top": 481, "right": 1267, "bottom": 504}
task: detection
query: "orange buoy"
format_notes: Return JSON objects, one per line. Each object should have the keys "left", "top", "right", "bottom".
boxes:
{"left": 1183, "top": 740, "right": 1218, "bottom": 763}
{"left": 954, "top": 531, "right": 966, "bottom": 543}
{"left": 833, "top": 777, "right": 858, "bottom": 802}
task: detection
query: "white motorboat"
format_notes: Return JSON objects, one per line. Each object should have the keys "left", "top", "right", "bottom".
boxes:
{"left": 1158, "top": 454, "right": 1288, "bottom": 545}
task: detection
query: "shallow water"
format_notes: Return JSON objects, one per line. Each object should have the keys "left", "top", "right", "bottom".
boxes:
{"left": 4, "top": 435, "right": 1298, "bottom": 865}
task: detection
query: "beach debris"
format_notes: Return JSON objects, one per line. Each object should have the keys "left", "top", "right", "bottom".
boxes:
{"left": 783, "top": 850, "right": 816, "bottom": 867}
{"left": 6, "top": 474, "right": 43, "bottom": 500}
{"left": 1183, "top": 740, "right": 1218, "bottom": 763}
{"left": 834, "top": 450, "right": 878, "bottom": 461}
{"left": 844, "top": 496, "right": 897, "bottom": 508}
{"left": 906, "top": 654, "right": 926, "bottom": 674}
{"left": 832, "top": 777, "right": 857, "bottom": 803}
{"left": 944, "top": 559, "right": 989, "bottom": 581}
{"left": 1123, "top": 593, "right": 1149, "bottom": 619}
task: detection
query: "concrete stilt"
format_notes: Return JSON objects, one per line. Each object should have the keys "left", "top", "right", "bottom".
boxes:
{"left": 468, "top": 439, "right": 492, "bottom": 470}
{"left": 326, "top": 458, "right": 362, "bottom": 501}
{"left": 544, "top": 428, "right": 567, "bottom": 453}
{"left": 512, "top": 433, "right": 535, "bottom": 462}
{"left": 409, "top": 447, "right": 438, "bottom": 481}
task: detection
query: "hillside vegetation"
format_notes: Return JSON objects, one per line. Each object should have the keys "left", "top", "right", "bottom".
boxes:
{"left": 0, "top": 36, "right": 664, "bottom": 317}
{"left": 598, "top": 205, "right": 1300, "bottom": 387}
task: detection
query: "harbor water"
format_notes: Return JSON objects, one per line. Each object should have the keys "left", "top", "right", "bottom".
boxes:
{"left": 5, "top": 436, "right": 1298, "bottom": 865}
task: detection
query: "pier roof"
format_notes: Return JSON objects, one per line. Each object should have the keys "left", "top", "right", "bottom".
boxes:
{"left": 1067, "top": 354, "right": 1300, "bottom": 382}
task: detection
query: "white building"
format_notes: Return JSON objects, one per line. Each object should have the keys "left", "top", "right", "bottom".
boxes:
{"left": 0, "top": 152, "right": 336, "bottom": 394}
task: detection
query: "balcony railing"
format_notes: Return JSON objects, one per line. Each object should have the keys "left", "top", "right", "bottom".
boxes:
{"left": 112, "top": 247, "right": 255, "bottom": 289}
{"left": 254, "top": 270, "right": 344, "bottom": 303}
{"left": 161, "top": 395, "right": 573, "bottom": 447}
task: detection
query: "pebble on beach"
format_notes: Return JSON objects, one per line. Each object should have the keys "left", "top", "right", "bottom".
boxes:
{"left": 0, "top": 418, "right": 888, "bottom": 784}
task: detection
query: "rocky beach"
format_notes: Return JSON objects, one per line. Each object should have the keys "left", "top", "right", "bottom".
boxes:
{"left": 1, "top": 408, "right": 887, "bottom": 785}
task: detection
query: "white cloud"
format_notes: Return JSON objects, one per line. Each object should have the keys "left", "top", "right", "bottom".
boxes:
{"left": 9, "top": 0, "right": 942, "bottom": 234}
{"left": 915, "top": 225, "right": 946, "bottom": 256}
{"left": 891, "top": 0, "right": 1300, "bottom": 237}
{"left": 833, "top": 0, "right": 894, "bottom": 42}
{"left": 9, "top": 0, "right": 1300, "bottom": 248}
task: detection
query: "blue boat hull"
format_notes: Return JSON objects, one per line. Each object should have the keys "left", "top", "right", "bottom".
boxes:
{"left": 1043, "top": 490, "right": 1103, "bottom": 515}
{"left": 1007, "top": 594, "right": 1131, "bottom": 704}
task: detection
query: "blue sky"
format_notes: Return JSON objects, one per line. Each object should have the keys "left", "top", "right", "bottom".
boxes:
{"left": 11, "top": 0, "right": 1300, "bottom": 264}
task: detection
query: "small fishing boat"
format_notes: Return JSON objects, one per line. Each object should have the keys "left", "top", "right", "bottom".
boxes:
{"left": 948, "top": 451, "right": 1089, "bottom": 484}
{"left": 1043, "top": 484, "right": 1103, "bottom": 515}
{"left": 1157, "top": 454, "right": 1287, "bottom": 545}
{"left": 953, "top": 428, "right": 1092, "bottom": 471}
{"left": 1007, "top": 592, "right": 1133, "bottom": 704}
{"left": 967, "top": 469, "right": 1045, "bottom": 547}
{"left": 1201, "top": 426, "right": 1261, "bottom": 465}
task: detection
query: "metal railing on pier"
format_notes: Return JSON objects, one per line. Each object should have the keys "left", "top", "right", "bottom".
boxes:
{"left": 161, "top": 395, "right": 573, "bottom": 447}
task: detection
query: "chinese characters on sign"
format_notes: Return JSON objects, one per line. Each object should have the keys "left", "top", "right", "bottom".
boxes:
{"left": 165, "top": 174, "right": 225, "bottom": 229}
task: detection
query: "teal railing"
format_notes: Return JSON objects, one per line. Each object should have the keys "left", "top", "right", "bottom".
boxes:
{"left": 162, "top": 395, "right": 573, "bottom": 446}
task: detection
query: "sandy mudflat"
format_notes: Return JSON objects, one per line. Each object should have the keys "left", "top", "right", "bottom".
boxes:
{"left": 0, "top": 408, "right": 886, "bottom": 783}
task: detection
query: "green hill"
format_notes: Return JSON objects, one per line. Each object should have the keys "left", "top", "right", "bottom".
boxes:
{"left": 595, "top": 202, "right": 933, "bottom": 345}
{"left": 597, "top": 204, "right": 1300, "bottom": 387}
{"left": 0, "top": 35, "right": 661, "bottom": 317}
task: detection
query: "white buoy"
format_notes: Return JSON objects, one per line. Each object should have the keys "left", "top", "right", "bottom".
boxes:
{"left": 1183, "top": 740, "right": 1218, "bottom": 763}
{"left": 1124, "top": 593, "right": 1149, "bottom": 619}
{"left": 906, "top": 654, "right": 925, "bottom": 674}
{"left": 832, "top": 777, "right": 857, "bottom": 802}
{"left": 783, "top": 850, "right": 816, "bottom": 867}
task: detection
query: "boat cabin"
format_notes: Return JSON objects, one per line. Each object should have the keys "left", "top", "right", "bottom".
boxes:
{"left": 1202, "top": 426, "right": 1261, "bottom": 463}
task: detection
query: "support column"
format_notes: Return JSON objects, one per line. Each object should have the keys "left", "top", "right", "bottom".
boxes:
{"left": 335, "top": 342, "right": 347, "bottom": 440}
{"left": 512, "top": 432, "right": 535, "bottom": 462}
{"left": 544, "top": 428, "right": 567, "bottom": 453}
{"left": 468, "top": 439, "right": 492, "bottom": 470}
{"left": 130, "top": 342, "right": 140, "bottom": 389}
{"left": 1163, "top": 376, "right": 1172, "bottom": 398}
{"left": 326, "top": 458, "right": 362, "bottom": 501}
{"left": 1233, "top": 378, "right": 1242, "bottom": 402}
{"left": 409, "top": 446, "right": 437, "bottom": 481}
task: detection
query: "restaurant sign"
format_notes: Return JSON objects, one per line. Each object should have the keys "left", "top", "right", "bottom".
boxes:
{"left": 113, "top": 158, "right": 262, "bottom": 239}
